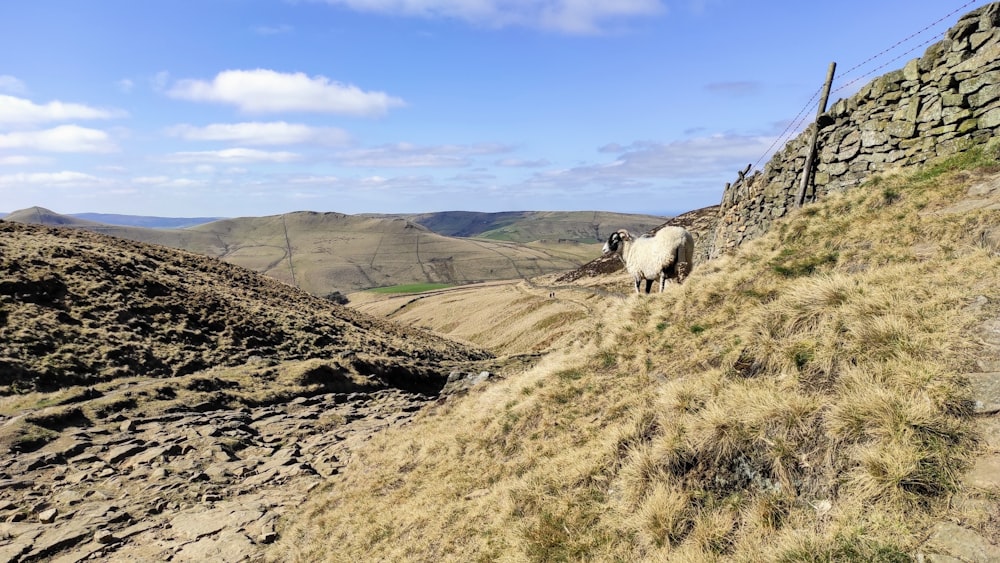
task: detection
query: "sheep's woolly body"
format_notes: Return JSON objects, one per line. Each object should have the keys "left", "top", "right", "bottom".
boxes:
{"left": 603, "top": 226, "right": 694, "bottom": 293}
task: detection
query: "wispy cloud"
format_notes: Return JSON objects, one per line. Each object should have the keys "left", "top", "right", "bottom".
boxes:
{"left": 131, "top": 176, "right": 205, "bottom": 187}
{"left": 317, "top": 0, "right": 666, "bottom": 34}
{"left": 166, "top": 121, "right": 352, "bottom": 146}
{"left": 0, "top": 95, "right": 126, "bottom": 126}
{"left": 117, "top": 78, "right": 135, "bottom": 94}
{"left": 517, "top": 133, "right": 775, "bottom": 204}
{"left": 0, "top": 125, "right": 118, "bottom": 153}
{"left": 496, "top": 158, "right": 551, "bottom": 167}
{"left": 0, "top": 76, "right": 27, "bottom": 95}
{"left": 0, "top": 155, "right": 52, "bottom": 166}
{"left": 166, "top": 148, "right": 302, "bottom": 164}
{"left": 168, "top": 69, "right": 406, "bottom": 116}
{"left": 0, "top": 171, "right": 105, "bottom": 187}
{"left": 336, "top": 142, "right": 512, "bottom": 168}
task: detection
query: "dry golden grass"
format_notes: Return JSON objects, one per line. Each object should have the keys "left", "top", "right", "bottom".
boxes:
{"left": 349, "top": 280, "right": 610, "bottom": 355}
{"left": 272, "top": 146, "right": 1000, "bottom": 562}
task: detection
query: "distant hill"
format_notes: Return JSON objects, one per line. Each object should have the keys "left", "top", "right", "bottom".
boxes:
{"left": 4, "top": 206, "right": 106, "bottom": 227}
{"left": 3, "top": 208, "right": 222, "bottom": 228}
{"left": 72, "top": 212, "right": 224, "bottom": 229}
{"left": 0, "top": 221, "right": 490, "bottom": 394}
{"left": 4, "top": 207, "right": 599, "bottom": 294}
{"left": 364, "top": 210, "right": 667, "bottom": 243}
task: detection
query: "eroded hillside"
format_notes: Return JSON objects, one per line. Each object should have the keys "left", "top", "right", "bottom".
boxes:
{"left": 0, "top": 222, "right": 501, "bottom": 562}
{"left": 0, "top": 221, "right": 491, "bottom": 394}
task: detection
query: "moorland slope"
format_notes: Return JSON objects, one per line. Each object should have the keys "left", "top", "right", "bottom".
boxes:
{"left": 0, "top": 221, "right": 490, "bottom": 395}
{"left": 4, "top": 209, "right": 601, "bottom": 295}
{"left": 377, "top": 210, "right": 667, "bottom": 242}
{"left": 274, "top": 149, "right": 1000, "bottom": 562}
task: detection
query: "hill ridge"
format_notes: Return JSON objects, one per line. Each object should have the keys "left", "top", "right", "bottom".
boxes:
{"left": 0, "top": 221, "right": 490, "bottom": 395}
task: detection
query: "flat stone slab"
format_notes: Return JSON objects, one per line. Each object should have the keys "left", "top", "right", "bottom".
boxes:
{"left": 965, "top": 454, "right": 1000, "bottom": 490}
{"left": 979, "top": 417, "right": 1000, "bottom": 451}
{"left": 173, "top": 530, "right": 257, "bottom": 562}
{"left": 924, "top": 522, "right": 1000, "bottom": 562}
{"left": 970, "top": 372, "right": 1000, "bottom": 414}
{"left": 169, "top": 504, "right": 265, "bottom": 541}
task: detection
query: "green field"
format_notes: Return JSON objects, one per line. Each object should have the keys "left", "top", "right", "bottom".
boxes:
{"left": 367, "top": 283, "right": 454, "bottom": 294}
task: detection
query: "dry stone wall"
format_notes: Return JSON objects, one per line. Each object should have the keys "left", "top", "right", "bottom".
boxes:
{"left": 710, "top": 3, "right": 1000, "bottom": 257}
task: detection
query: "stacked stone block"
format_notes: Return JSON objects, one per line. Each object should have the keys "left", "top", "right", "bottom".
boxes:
{"left": 710, "top": 3, "right": 1000, "bottom": 257}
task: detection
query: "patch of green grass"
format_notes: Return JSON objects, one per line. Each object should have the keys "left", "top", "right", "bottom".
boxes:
{"left": 368, "top": 283, "right": 453, "bottom": 294}
{"left": 912, "top": 142, "right": 1000, "bottom": 182}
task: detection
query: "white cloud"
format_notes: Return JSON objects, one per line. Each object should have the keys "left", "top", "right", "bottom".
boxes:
{"left": 0, "top": 171, "right": 104, "bottom": 187}
{"left": 289, "top": 175, "right": 341, "bottom": 184}
{"left": 131, "top": 175, "right": 204, "bottom": 187}
{"left": 0, "top": 76, "right": 27, "bottom": 95}
{"left": 496, "top": 157, "right": 551, "bottom": 167}
{"left": 166, "top": 148, "right": 302, "bottom": 163}
{"left": 0, "top": 155, "right": 51, "bottom": 166}
{"left": 318, "top": 0, "right": 665, "bottom": 34}
{"left": 117, "top": 78, "right": 135, "bottom": 93}
{"left": 168, "top": 69, "right": 405, "bottom": 116}
{"left": 166, "top": 121, "right": 351, "bottom": 146}
{"left": 520, "top": 134, "right": 774, "bottom": 198}
{"left": 0, "top": 125, "right": 118, "bottom": 153}
{"left": 337, "top": 142, "right": 512, "bottom": 167}
{"left": 0, "top": 95, "right": 126, "bottom": 126}
{"left": 132, "top": 176, "right": 171, "bottom": 185}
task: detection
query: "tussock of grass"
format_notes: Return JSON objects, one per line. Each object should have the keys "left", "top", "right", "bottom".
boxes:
{"left": 273, "top": 148, "right": 1000, "bottom": 561}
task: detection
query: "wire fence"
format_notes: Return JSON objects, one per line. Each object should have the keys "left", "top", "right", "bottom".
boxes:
{"left": 749, "top": 0, "right": 987, "bottom": 172}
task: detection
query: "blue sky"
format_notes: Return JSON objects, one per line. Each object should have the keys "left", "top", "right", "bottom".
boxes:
{"left": 0, "top": 0, "right": 983, "bottom": 217}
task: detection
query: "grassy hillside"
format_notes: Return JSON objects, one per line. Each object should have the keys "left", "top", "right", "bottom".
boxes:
{"left": 273, "top": 147, "right": 1000, "bottom": 561}
{"left": 72, "top": 212, "right": 223, "bottom": 228}
{"left": 4, "top": 210, "right": 601, "bottom": 294}
{"left": 372, "top": 210, "right": 667, "bottom": 243}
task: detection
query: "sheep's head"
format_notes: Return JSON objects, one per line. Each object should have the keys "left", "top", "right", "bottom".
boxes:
{"left": 602, "top": 229, "right": 632, "bottom": 254}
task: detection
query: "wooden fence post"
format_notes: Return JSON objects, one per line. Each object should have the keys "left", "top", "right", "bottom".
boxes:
{"left": 796, "top": 62, "right": 837, "bottom": 207}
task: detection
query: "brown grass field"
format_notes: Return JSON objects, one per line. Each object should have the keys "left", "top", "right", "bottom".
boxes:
{"left": 3, "top": 209, "right": 659, "bottom": 297}
{"left": 271, "top": 146, "right": 1000, "bottom": 561}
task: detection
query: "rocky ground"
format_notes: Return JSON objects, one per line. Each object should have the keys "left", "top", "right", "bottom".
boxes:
{"left": 0, "top": 367, "right": 494, "bottom": 562}
{"left": 0, "top": 220, "right": 498, "bottom": 562}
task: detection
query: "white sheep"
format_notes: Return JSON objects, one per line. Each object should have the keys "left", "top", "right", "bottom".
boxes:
{"left": 602, "top": 227, "right": 694, "bottom": 294}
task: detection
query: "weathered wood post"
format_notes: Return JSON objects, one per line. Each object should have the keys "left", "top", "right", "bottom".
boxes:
{"left": 796, "top": 62, "right": 837, "bottom": 207}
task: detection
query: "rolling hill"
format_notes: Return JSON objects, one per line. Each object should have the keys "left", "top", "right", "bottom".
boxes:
{"left": 72, "top": 212, "right": 224, "bottom": 229}
{"left": 2, "top": 207, "right": 689, "bottom": 298}
{"left": 0, "top": 220, "right": 490, "bottom": 395}
{"left": 3, "top": 208, "right": 606, "bottom": 295}
{"left": 367, "top": 210, "right": 668, "bottom": 242}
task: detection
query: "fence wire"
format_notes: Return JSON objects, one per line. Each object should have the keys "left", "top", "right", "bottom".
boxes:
{"left": 749, "top": 0, "right": 986, "bottom": 173}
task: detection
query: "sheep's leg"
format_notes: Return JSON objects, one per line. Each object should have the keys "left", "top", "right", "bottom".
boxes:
{"left": 644, "top": 278, "right": 654, "bottom": 294}
{"left": 659, "top": 274, "right": 667, "bottom": 293}
{"left": 634, "top": 277, "right": 642, "bottom": 294}
{"left": 677, "top": 261, "right": 690, "bottom": 283}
